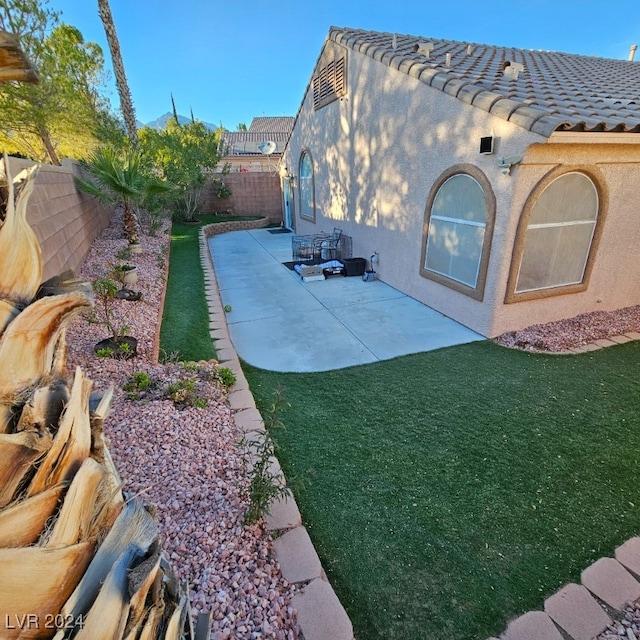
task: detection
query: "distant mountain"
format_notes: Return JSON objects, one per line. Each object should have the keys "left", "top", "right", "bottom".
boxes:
{"left": 139, "top": 112, "right": 218, "bottom": 131}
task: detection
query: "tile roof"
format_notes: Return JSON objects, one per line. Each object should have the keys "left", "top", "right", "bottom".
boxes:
{"left": 329, "top": 27, "right": 640, "bottom": 137}
{"left": 248, "top": 117, "right": 295, "bottom": 133}
{"left": 221, "top": 131, "right": 290, "bottom": 156}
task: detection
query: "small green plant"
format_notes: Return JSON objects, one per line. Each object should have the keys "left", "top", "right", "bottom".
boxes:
{"left": 158, "top": 348, "right": 181, "bottom": 364}
{"left": 181, "top": 360, "right": 199, "bottom": 373}
{"left": 95, "top": 346, "right": 114, "bottom": 358}
{"left": 213, "top": 178, "right": 232, "bottom": 199}
{"left": 243, "top": 385, "right": 295, "bottom": 524}
{"left": 165, "top": 377, "right": 207, "bottom": 409}
{"left": 123, "top": 371, "right": 155, "bottom": 399}
{"left": 224, "top": 304, "right": 232, "bottom": 313}
{"left": 116, "top": 246, "right": 132, "bottom": 261}
{"left": 91, "top": 277, "right": 130, "bottom": 339}
{"left": 216, "top": 366, "right": 236, "bottom": 388}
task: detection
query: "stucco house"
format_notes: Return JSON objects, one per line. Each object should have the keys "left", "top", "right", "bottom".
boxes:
{"left": 281, "top": 27, "right": 640, "bottom": 338}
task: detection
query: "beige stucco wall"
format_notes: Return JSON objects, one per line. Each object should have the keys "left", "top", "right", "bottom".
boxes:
{"left": 488, "top": 141, "right": 640, "bottom": 336}
{"left": 284, "top": 43, "right": 640, "bottom": 337}
{"left": 5, "top": 157, "right": 112, "bottom": 282}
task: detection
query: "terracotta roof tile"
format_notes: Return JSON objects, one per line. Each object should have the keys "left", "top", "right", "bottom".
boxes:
{"left": 329, "top": 27, "right": 640, "bottom": 136}
{"left": 247, "top": 117, "right": 294, "bottom": 133}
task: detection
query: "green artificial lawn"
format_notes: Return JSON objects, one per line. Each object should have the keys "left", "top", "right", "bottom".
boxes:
{"left": 243, "top": 340, "right": 640, "bottom": 640}
{"left": 159, "top": 214, "right": 259, "bottom": 361}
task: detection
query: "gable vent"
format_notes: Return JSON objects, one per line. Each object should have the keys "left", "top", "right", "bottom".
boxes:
{"left": 313, "top": 56, "right": 347, "bottom": 110}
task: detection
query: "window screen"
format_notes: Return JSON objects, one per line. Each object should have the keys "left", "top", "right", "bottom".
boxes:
{"left": 299, "top": 151, "right": 315, "bottom": 221}
{"left": 424, "top": 174, "right": 487, "bottom": 288}
{"left": 516, "top": 172, "right": 598, "bottom": 293}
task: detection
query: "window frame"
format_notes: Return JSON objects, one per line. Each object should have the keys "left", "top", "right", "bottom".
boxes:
{"left": 298, "top": 149, "right": 316, "bottom": 223}
{"left": 505, "top": 166, "right": 608, "bottom": 303}
{"left": 420, "top": 164, "right": 496, "bottom": 301}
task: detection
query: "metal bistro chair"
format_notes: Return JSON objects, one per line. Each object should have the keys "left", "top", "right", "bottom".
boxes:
{"left": 312, "top": 227, "right": 343, "bottom": 261}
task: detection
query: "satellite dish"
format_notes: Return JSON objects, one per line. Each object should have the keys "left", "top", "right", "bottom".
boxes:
{"left": 258, "top": 140, "right": 277, "bottom": 155}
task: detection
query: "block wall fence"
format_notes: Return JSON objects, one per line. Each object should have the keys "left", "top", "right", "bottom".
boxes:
{"left": 201, "top": 172, "right": 283, "bottom": 223}
{"left": 5, "top": 157, "right": 113, "bottom": 282}
{"left": 2, "top": 159, "right": 283, "bottom": 282}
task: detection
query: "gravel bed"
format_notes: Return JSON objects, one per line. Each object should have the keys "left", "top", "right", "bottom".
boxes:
{"left": 598, "top": 601, "right": 640, "bottom": 638}
{"left": 65, "top": 211, "right": 300, "bottom": 640}
{"left": 494, "top": 306, "right": 640, "bottom": 352}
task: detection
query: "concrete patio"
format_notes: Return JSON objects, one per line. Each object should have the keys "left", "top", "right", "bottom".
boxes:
{"left": 207, "top": 228, "right": 483, "bottom": 372}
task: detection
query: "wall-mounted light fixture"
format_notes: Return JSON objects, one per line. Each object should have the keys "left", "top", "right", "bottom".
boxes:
{"left": 480, "top": 131, "right": 495, "bottom": 155}
{"left": 498, "top": 155, "right": 522, "bottom": 175}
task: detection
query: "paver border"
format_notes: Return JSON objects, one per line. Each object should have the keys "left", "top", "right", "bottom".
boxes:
{"left": 200, "top": 226, "right": 355, "bottom": 640}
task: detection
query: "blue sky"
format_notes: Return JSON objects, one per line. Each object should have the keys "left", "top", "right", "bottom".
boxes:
{"left": 49, "top": 0, "right": 640, "bottom": 130}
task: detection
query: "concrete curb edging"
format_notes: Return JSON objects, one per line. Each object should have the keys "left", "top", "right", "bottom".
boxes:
{"left": 199, "top": 227, "right": 355, "bottom": 640}
{"left": 491, "top": 538, "right": 640, "bottom": 640}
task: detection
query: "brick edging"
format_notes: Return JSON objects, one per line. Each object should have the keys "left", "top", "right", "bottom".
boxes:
{"left": 201, "top": 216, "right": 270, "bottom": 238}
{"left": 491, "top": 538, "right": 640, "bottom": 639}
{"left": 199, "top": 226, "right": 355, "bottom": 640}
{"left": 151, "top": 228, "right": 172, "bottom": 364}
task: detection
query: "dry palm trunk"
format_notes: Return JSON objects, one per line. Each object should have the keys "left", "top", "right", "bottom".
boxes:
{"left": 26, "top": 368, "right": 92, "bottom": 496}
{"left": 0, "top": 430, "right": 53, "bottom": 507}
{"left": 57, "top": 498, "right": 158, "bottom": 624}
{"left": 0, "top": 156, "right": 43, "bottom": 305}
{"left": 0, "top": 294, "right": 91, "bottom": 433}
{"left": 0, "top": 156, "right": 205, "bottom": 640}
{"left": 43, "top": 458, "right": 109, "bottom": 548}
{"left": 0, "top": 485, "right": 65, "bottom": 548}
{"left": 0, "top": 298, "right": 20, "bottom": 335}
{"left": 0, "top": 543, "right": 96, "bottom": 640}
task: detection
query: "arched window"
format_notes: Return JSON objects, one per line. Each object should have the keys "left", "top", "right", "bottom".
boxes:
{"left": 421, "top": 168, "right": 494, "bottom": 299}
{"left": 515, "top": 172, "right": 598, "bottom": 293}
{"left": 299, "top": 150, "right": 315, "bottom": 222}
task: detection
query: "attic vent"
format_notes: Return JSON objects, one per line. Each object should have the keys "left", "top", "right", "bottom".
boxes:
{"left": 313, "top": 56, "right": 347, "bottom": 111}
{"left": 413, "top": 42, "right": 435, "bottom": 58}
{"left": 503, "top": 61, "right": 524, "bottom": 80}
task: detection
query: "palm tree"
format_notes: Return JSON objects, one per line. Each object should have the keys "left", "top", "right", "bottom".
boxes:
{"left": 97, "top": 0, "right": 138, "bottom": 148}
{"left": 76, "top": 146, "right": 170, "bottom": 239}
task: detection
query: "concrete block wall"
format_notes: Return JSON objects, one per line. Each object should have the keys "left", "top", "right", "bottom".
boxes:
{"left": 201, "top": 172, "right": 283, "bottom": 223}
{"left": 6, "top": 157, "right": 112, "bottom": 281}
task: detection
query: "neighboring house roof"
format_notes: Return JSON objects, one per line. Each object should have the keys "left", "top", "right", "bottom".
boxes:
{"left": 221, "top": 117, "right": 294, "bottom": 156}
{"left": 248, "top": 116, "right": 295, "bottom": 133}
{"left": 328, "top": 27, "right": 640, "bottom": 137}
